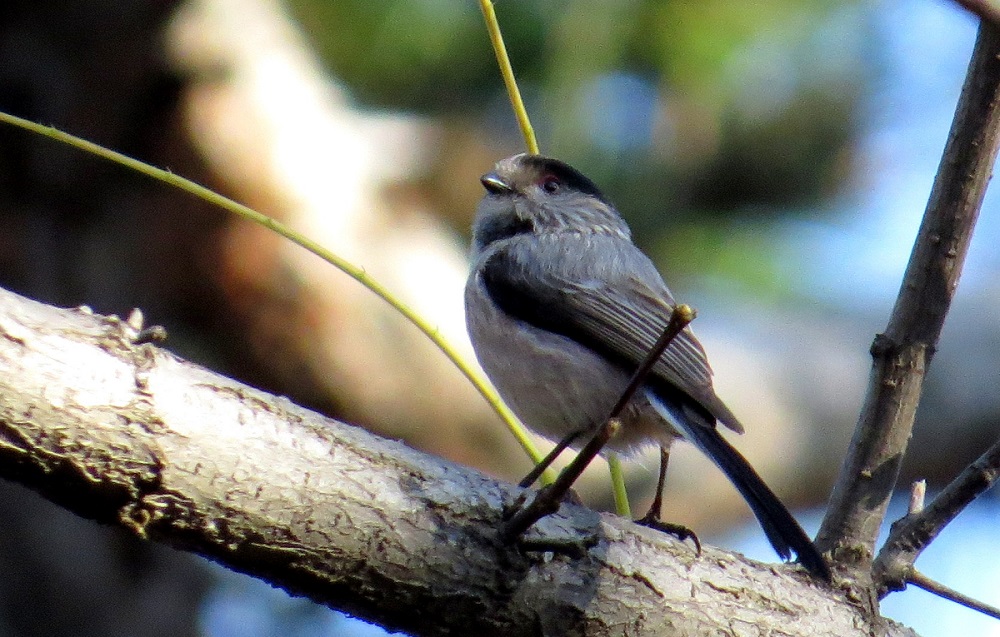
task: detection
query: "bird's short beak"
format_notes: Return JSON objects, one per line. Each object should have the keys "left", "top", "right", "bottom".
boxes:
{"left": 481, "top": 173, "right": 513, "bottom": 194}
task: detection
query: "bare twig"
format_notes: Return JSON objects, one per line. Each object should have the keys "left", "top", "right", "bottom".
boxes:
{"left": 908, "top": 480, "right": 926, "bottom": 515}
{"left": 607, "top": 305, "right": 697, "bottom": 418}
{"left": 874, "top": 436, "right": 1000, "bottom": 595}
{"left": 815, "top": 22, "right": 1000, "bottom": 582}
{"left": 501, "top": 305, "right": 695, "bottom": 541}
{"left": 908, "top": 570, "right": 1000, "bottom": 620}
{"left": 517, "top": 431, "right": 580, "bottom": 489}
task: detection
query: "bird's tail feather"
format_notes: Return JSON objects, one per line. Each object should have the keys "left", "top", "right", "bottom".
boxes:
{"left": 648, "top": 394, "right": 830, "bottom": 580}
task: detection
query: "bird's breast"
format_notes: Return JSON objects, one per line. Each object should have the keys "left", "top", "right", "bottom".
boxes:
{"left": 464, "top": 273, "right": 675, "bottom": 454}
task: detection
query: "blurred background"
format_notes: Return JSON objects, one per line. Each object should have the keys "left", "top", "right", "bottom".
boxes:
{"left": 0, "top": 0, "right": 996, "bottom": 635}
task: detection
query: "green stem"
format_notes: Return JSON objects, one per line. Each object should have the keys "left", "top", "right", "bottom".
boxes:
{"left": 608, "top": 453, "right": 631, "bottom": 518}
{"left": 0, "top": 109, "right": 552, "bottom": 481}
{"left": 478, "top": 0, "right": 539, "bottom": 155}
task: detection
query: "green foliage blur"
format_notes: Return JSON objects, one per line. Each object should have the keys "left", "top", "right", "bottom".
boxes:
{"left": 285, "top": 0, "right": 871, "bottom": 300}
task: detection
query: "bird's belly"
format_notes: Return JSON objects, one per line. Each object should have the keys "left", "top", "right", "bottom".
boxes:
{"left": 465, "top": 282, "right": 674, "bottom": 453}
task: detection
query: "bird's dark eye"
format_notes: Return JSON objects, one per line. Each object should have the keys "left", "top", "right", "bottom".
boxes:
{"left": 541, "top": 176, "right": 561, "bottom": 193}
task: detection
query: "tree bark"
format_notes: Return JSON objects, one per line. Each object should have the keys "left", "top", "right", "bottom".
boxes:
{"left": 0, "top": 285, "right": 919, "bottom": 636}
{"left": 816, "top": 20, "right": 1000, "bottom": 590}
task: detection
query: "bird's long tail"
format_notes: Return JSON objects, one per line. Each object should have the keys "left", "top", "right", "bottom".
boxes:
{"left": 648, "top": 394, "right": 830, "bottom": 581}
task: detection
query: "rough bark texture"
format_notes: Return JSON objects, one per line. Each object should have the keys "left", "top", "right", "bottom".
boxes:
{"left": 0, "top": 286, "right": 922, "bottom": 636}
{"left": 816, "top": 21, "right": 1000, "bottom": 592}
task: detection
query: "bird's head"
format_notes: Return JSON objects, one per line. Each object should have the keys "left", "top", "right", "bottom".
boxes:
{"left": 471, "top": 154, "right": 630, "bottom": 254}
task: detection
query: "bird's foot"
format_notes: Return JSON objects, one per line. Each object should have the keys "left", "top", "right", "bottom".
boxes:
{"left": 635, "top": 514, "right": 702, "bottom": 555}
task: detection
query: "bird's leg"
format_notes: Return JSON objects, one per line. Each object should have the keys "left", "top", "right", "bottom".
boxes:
{"left": 500, "top": 305, "right": 695, "bottom": 544}
{"left": 636, "top": 445, "right": 701, "bottom": 554}
{"left": 643, "top": 445, "right": 671, "bottom": 522}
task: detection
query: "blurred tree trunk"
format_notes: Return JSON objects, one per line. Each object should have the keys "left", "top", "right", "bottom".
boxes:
{"left": 0, "top": 2, "right": 214, "bottom": 635}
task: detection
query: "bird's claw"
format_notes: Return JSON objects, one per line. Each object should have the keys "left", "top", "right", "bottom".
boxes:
{"left": 635, "top": 515, "right": 702, "bottom": 555}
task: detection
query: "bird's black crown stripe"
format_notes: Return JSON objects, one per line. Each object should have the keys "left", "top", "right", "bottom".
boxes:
{"left": 520, "top": 155, "right": 612, "bottom": 206}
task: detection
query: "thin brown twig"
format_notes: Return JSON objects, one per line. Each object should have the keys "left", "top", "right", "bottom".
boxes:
{"left": 500, "top": 305, "right": 695, "bottom": 541}
{"left": 518, "top": 431, "right": 580, "bottom": 488}
{"left": 815, "top": 22, "right": 1000, "bottom": 585}
{"left": 908, "top": 570, "right": 1000, "bottom": 620}
{"left": 607, "top": 304, "right": 696, "bottom": 417}
{"left": 908, "top": 480, "right": 926, "bottom": 515}
{"left": 873, "top": 436, "right": 1000, "bottom": 595}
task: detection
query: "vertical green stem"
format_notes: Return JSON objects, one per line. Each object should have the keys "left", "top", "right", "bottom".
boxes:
{"left": 478, "top": 0, "right": 539, "bottom": 154}
{"left": 608, "top": 453, "right": 632, "bottom": 518}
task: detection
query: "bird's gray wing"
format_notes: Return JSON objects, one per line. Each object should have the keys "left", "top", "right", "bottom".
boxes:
{"left": 480, "top": 235, "right": 743, "bottom": 433}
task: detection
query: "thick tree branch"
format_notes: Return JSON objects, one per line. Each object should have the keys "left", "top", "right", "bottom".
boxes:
{"left": 953, "top": 0, "right": 1000, "bottom": 26}
{"left": 815, "top": 20, "right": 1000, "bottom": 584}
{"left": 0, "top": 286, "right": 920, "bottom": 637}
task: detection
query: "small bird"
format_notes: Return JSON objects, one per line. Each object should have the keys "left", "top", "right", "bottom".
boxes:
{"left": 464, "top": 153, "right": 829, "bottom": 580}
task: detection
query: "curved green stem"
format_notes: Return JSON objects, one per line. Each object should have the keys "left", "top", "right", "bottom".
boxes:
{"left": 0, "top": 109, "right": 551, "bottom": 481}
